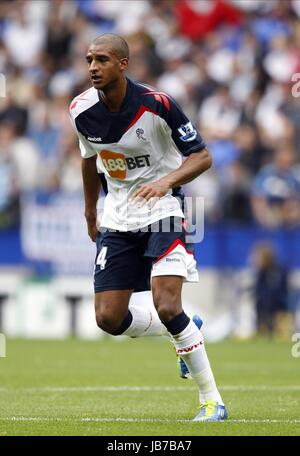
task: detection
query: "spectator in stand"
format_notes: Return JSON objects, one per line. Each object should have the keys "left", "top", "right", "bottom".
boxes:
{"left": 280, "top": 82, "right": 300, "bottom": 152}
{"left": 252, "top": 242, "right": 291, "bottom": 338}
{"left": 251, "top": 145, "right": 300, "bottom": 227}
{"left": 220, "top": 160, "right": 253, "bottom": 224}
{"left": 2, "top": 3, "right": 46, "bottom": 68}
{"left": 176, "top": 0, "right": 241, "bottom": 40}
{"left": 198, "top": 84, "right": 242, "bottom": 141}
{"left": 0, "top": 124, "right": 20, "bottom": 228}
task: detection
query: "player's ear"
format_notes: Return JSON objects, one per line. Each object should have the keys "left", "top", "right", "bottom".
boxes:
{"left": 119, "top": 58, "right": 129, "bottom": 71}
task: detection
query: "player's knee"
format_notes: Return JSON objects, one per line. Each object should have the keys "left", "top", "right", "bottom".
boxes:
{"left": 153, "top": 289, "right": 181, "bottom": 322}
{"left": 157, "top": 305, "right": 180, "bottom": 323}
{"left": 95, "top": 309, "right": 122, "bottom": 334}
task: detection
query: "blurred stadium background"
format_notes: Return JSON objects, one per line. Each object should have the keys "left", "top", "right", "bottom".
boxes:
{"left": 1, "top": 0, "right": 300, "bottom": 342}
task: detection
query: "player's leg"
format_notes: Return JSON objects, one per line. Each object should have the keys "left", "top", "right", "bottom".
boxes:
{"left": 94, "top": 227, "right": 196, "bottom": 340}
{"left": 121, "top": 300, "right": 168, "bottom": 336}
{"left": 152, "top": 275, "right": 219, "bottom": 402}
{"left": 126, "top": 291, "right": 202, "bottom": 340}
{"left": 94, "top": 289, "right": 132, "bottom": 334}
{"left": 152, "top": 275, "right": 226, "bottom": 421}
{"left": 94, "top": 230, "right": 167, "bottom": 337}
{"left": 121, "top": 256, "right": 169, "bottom": 337}
{"left": 148, "top": 214, "right": 227, "bottom": 421}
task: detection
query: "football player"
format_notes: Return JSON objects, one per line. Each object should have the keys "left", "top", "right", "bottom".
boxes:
{"left": 70, "top": 34, "right": 227, "bottom": 422}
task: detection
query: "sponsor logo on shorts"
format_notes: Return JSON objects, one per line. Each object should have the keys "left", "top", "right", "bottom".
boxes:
{"left": 166, "top": 258, "right": 180, "bottom": 262}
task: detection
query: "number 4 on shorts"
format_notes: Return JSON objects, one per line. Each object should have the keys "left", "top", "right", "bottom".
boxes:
{"left": 96, "top": 246, "right": 108, "bottom": 270}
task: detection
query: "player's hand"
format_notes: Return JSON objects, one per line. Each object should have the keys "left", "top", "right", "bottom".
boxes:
{"left": 131, "top": 180, "right": 170, "bottom": 208}
{"left": 85, "top": 212, "right": 97, "bottom": 242}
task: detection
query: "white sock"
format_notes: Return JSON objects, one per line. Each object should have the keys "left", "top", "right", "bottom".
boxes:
{"left": 171, "top": 321, "right": 223, "bottom": 404}
{"left": 122, "top": 305, "right": 168, "bottom": 337}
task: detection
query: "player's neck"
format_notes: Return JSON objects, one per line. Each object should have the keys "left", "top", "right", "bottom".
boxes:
{"left": 99, "top": 77, "right": 128, "bottom": 112}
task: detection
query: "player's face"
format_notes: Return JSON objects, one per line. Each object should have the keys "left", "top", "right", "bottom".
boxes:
{"left": 86, "top": 44, "right": 128, "bottom": 90}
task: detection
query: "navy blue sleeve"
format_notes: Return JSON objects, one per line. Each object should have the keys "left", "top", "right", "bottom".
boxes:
{"left": 162, "top": 97, "right": 207, "bottom": 156}
{"left": 137, "top": 81, "right": 207, "bottom": 156}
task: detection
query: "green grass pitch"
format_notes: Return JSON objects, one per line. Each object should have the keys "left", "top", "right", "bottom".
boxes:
{"left": 0, "top": 337, "right": 299, "bottom": 436}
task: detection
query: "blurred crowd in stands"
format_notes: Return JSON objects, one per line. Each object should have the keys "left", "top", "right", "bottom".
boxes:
{"left": 1, "top": 0, "right": 300, "bottom": 229}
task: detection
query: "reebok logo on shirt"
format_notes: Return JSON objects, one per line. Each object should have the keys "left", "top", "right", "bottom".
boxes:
{"left": 87, "top": 136, "right": 102, "bottom": 142}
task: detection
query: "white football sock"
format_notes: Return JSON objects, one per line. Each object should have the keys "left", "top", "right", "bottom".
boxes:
{"left": 171, "top": 320, "right": 223, "bottom": 404}
{"left": 122, "top": 305, "right": 168, "bottom": 337}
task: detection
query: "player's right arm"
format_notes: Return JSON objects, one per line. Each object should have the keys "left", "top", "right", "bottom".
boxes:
{"left": 82, "top": 155, "right": 101, "bottom": 242}
{"left": 69, "top": 103, "right": 101, "bottom": 242}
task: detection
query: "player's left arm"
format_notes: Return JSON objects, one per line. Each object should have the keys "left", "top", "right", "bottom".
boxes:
{"left": 132, "top": 93, "right": 212, "bottom": 204}
{"left": 132, "top": 147, "right": 212, "bottom": 203}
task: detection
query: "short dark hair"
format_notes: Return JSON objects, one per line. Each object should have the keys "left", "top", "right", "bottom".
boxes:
{"left": 91, "top": 34, "right": 129, "bottom": 60}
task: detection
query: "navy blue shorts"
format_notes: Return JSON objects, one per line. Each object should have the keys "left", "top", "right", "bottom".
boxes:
{"left": 94, "top": 217, "right": 187, "bottom": 293}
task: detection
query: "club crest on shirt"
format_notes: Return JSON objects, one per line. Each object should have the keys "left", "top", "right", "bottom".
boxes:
{"left": 136, "top": 128, "right": 146, "bottom": 140}
{"left": 177, "top": 122, "right": 197, "bottom": 142}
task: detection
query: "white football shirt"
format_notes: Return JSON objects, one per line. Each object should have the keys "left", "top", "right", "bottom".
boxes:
{"left": 70, "top": 78, "right": 206, "bottom": 231}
